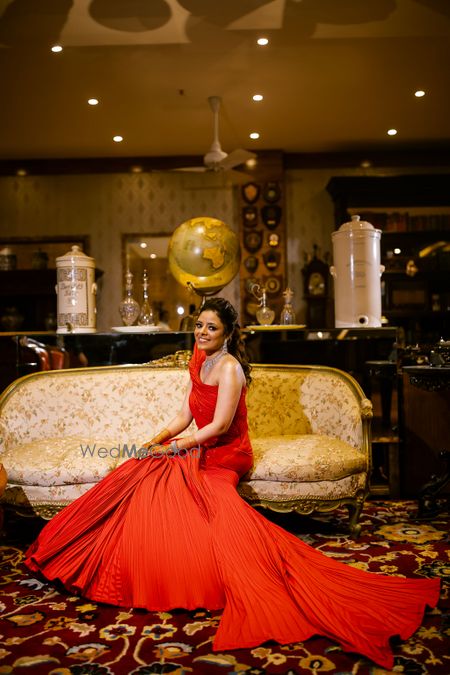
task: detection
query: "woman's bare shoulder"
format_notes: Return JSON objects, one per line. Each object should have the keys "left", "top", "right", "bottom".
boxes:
{"left": 219, "top": 354, "right": 245, "bottom": 384}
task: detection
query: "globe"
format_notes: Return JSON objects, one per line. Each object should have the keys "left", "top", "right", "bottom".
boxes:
{"left": 168, "top": 216, "right": 241, "bottom": 295}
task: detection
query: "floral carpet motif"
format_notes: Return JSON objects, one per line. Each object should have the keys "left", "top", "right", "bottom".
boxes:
{"left": 0, "top": 500, "right": 449, "bottom": 675}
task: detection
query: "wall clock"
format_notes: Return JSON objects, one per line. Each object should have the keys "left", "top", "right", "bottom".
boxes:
{"left": 302, "top": 249, "right": 330, "bottom": 328}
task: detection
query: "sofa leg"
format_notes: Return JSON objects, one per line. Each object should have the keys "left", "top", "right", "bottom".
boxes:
{"left": 347, "top": 502, "right": 363, "bottom": 538}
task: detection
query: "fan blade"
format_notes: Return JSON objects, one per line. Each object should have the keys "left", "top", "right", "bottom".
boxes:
{"left": 219, "top": 148, "right": 256, "bottom": 171}
{"left": 172, "top": 166, "right": 207, "bottom": 173}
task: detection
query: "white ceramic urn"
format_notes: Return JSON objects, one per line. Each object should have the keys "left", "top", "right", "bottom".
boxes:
{"left": 330, "top": 215, "right": 384, "bottom": 327}
{"left": 56, "top": 246, "right": 97, "bottom": 333}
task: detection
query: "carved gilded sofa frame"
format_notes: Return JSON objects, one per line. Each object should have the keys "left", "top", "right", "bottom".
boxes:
{"left": 0, "top": 358, "right": 372, "bottom": 535}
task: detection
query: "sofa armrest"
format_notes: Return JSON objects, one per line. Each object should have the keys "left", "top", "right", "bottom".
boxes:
{"left": 248, "top": 365, "right": 372, "bottom": 457}
{"left": 299, "top": 370, "right": 372, "bottom": 453}
{"left": 0, "top": 417, "right": 12, "bottom": 460}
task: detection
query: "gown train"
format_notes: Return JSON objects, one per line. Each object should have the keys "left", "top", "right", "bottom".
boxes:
{"left": 25, "top": 346, "right": 440, "bottom": 669}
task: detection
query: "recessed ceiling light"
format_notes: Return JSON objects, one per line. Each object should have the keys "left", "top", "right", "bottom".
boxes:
{"left": 257, "top": 37, "right": 269, "bottom": 46}
{"left": 16, "top": 168, "right": 27, "bottom": 176}
{"left": 249, "top": 132, "right": 260, "bottom": 140}
{"left": 88, "top": 98, "right": 99, "bottom": 106}
{"left": 387, "top": 128, "right": 397, "bottom": 136}
{"left": 130, "top": 165, "right": 143, "bottom": 173}
{"left": 140, "top": 242, "right": 147, "bottom": 249}
{"left": 252, "top": 94, "right": 263, "bottom": 102}
{"left": 113, "top": 135, "right": 123, "bottom": 143}
{"left": 414, "top": 90, "right": 426, "bottom": 98}
{"left": 51, "top": 45, "right": 63, "bottom": 53}
{"left": 150, "top": 253, "right": 157, "bottom": 259}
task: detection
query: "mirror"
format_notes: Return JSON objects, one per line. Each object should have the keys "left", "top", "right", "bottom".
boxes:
{"left": 122, "top": 233, "right": 198, "bottom": 331}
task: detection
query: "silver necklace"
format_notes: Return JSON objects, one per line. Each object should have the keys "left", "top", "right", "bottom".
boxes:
{"left": 203, "top": 349, "right": 226, "bottom": 374}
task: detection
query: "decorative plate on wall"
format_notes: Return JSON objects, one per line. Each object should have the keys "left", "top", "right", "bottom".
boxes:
{"left": 241, "top": 182, "right": 260, "bottom": 204}
{"left": 261, "top": 205, "right": 282, "bottom": 229}
{"left": 244, "top": 255, "right": 259, "bottom": 273}
{"left": 263, "top": 250, "right": 281, "bottom": 270}
{"left": 243, "top": 206, "right": 258, "bottom": 227}
{"left": 268, "top": 233, "right": 280, "bottom": 247}
{"left": 264, "top": 275, "right": 282, "bottom": 295}
{"left": 263, "top": 182, "right": 281, "bottom": 203}
{"left": 244, "top": 230, "right": 263, "bottom": 253}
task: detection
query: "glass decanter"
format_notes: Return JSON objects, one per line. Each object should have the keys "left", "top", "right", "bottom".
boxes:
{"left": 138, "top": 269, "right": 155, "bottom": 325}
{"left": 280, "top": 287, "right": 296, "bottom": 325}
{"left": 252, "top": 284, "right": 275, "bottom": 326}
{"left": 118, "top": 270, "right": 140, "bottom": 326}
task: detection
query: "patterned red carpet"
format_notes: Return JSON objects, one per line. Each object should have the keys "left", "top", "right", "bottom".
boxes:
{"left": 0, "top": 500, "right": 449, "bottom": 675}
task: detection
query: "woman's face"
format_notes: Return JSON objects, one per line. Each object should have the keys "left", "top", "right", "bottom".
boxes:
{"left": 194, "top": 310, "right": 227, "bottom": 355}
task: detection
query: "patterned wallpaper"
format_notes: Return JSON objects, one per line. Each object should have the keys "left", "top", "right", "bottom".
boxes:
{"left": 0, "top": 165, "right": 434, "bottom": 330}
{"left": 0, "top": 171, "right": 239, "bottom": 330}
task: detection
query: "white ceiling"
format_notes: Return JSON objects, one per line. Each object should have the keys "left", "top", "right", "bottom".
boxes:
{"left": 0, "top": 0, "right": 450, "bottom": 164}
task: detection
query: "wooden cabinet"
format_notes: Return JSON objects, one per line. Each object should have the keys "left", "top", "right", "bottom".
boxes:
{"left": 0, "top": 268, "right": 103, "bottom": 332}
{"left": 0, "top": 270, "right": 58, "bottom": 331}
{"left": 401, "top": 369, "right": 450, "bottom": 498}
{"left": 364, "top": 359, "right": 400, "bottom": 497}
{"left": 381, "top": 230, "right": 450, "bottom": 344}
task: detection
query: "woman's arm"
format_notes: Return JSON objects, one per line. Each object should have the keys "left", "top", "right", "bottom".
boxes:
{"left": 143, "top": 380, "right": 193, "bottom": 449}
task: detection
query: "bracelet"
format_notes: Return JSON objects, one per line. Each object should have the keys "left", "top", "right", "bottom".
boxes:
{"left": 182, "top": 435, "right": 198, "bottom": 450}
{"left": 151, "top": 427, "right": 171, "bottom": 445}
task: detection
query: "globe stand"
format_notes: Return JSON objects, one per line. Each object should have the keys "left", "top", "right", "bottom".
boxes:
{"left": 186, "top": 281, "right": 221, "bottom": 308}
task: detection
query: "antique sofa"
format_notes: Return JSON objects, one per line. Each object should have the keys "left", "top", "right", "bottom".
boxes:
{"left": 0, "top": 358, "right": 372, "bottom": 535}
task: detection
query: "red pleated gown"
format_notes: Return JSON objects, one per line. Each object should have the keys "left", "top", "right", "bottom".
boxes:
{"left": 25, "top": 346, "right": 440, "bottom": 669}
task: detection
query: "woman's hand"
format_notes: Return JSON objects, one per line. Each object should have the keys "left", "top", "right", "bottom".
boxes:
{"left": 137, "top": 443, "right": 170, "bottom": 460}
{"left": 140, "top": 428, "right": 171, "bottom": 451}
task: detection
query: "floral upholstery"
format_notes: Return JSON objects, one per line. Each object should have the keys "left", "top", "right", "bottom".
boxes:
{"left": 0, "top": 367, "right": 190, "bottom": 447}
{"left": 245, "top": 435, "right": 367, "bottom": 483}
{"left": 6, "top": 436, "right": 120, "bottom": 486}
{"left": 247, "top": 368, "right": 364, "bottom": 451}
{"left": 0, "top": 362, "right": 371, "bottom": 533}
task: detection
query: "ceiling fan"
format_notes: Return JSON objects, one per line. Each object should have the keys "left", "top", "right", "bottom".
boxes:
{"left": 175, "top": 96, "right": 256, "bottom": 175}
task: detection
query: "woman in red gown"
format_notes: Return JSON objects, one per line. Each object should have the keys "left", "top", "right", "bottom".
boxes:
{"left": 26, "top": 297, "right": 440, "bottom": 669}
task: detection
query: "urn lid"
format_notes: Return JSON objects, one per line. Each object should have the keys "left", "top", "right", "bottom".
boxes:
{"left": 56, "top": 245, "right": 95, "bottom": 267}
{"left": 333, "top": 214, "right": 380, "bottom": 235}
{"left": 339, "top": 216, "right": 375, "bottom": 232}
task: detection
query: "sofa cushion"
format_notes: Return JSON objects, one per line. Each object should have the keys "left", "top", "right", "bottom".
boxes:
{"left": 3, "top": 436, "right": 126, "bottom": 486}
{"left": 246, "top": 435, "right": 367, "bottom": 483}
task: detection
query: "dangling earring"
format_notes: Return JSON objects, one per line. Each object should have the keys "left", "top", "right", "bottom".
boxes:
{"left": 222, "top": 340, "right": 228, "bottom": 353}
